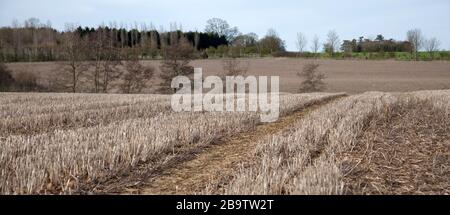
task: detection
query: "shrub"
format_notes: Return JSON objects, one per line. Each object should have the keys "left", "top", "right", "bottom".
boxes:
{"left": 121, "top": 57, "right": 155, "bottom": 94}
{"left": 14, "top": 71, "right": 40, "bottom": 91}
{"left": 297, "top": 63, "right": 326, "bottom": 93}
{"left": 0, "top": 63, "right": 15, "bottom": 91}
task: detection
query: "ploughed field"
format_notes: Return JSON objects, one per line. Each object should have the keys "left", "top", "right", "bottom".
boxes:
{"left": 6, "top": 58, "right": 450, "bottom": 94}
{"left": 0, "top": 90, "right": 449, "bottom": 194}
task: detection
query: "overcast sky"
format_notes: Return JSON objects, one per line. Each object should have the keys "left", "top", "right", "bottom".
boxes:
{"left": 1, "top": 0, "right": 449, "bottom": 51}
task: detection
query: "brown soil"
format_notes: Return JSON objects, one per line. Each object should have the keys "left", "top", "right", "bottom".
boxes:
{"left": 6, "top": 58, "right": 450, "bottom": 94}
{"left": 340, "top": 99, "right": 450, "bottom": 194}
{"left": 120, "top": 96, "right": 344, "bottom": 194}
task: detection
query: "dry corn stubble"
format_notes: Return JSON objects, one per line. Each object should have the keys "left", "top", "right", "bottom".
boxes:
{"left": 219, "top": 90, "right": 449, "bottom": 195}
{"left": 0, "top": 93, "right": 340, "bottom": 194}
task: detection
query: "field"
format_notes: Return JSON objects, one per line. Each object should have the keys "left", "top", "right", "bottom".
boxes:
{"left": 6, "top": 58, "right": 450, "bottom": 94}
{"left": 0, "top": 89, "right": 449, "bottom": 194}
{"left": 1, "top": 58, "right": 450, "bottom": 195}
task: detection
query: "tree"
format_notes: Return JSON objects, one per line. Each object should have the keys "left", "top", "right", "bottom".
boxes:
{"left": 297, "top": 63, "right": 326, "bottom": 93}
{"left": 58, "top": 25, "right": 89, "bottom": 93}
{"left": 205, "top": 18, "right": 239, "bottom": 43}
{"left": 99, "top": 29, "right": 122, "bottom": 93}
{"left": 407, "top": 29, "right": 424, "bottom": 61}
{"left": 259, "top": 29, "right": 286, "bottom": 55}
{"left": 311, "top": 35, "right": 320, "bottom": 58}
{"left": 159, "top": 33, "right": 195, "bottom": 93}
{"left": 232, "top": 33, "right": 258, "bottom": 47}
{"left": 424, "top": 37, "right": 440, "bottom": 60}
{"left": 375, "top": 34, "right": 384, "bottom": 41}
{"left": 296, "top": 32, "right": 307, "bottom": 54}
{"left": 222, "top": 57, "right": 249, "bottom": 77}
{"left": 121, "top": 55, "right": 155, "bottom": 94}
{"left": 11, "top": 19, "right": 22, "bottom": 61}
{"left": 324, "top": 30, "right": 340, "bottom": 57}
{"left": 89, "top": 28, "right": 105, "bottom": 93}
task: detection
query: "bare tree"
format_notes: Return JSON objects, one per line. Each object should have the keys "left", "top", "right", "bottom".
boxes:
{"left": 222, "top": 58, "right": 249, "bottom": 77}
{"left": 324, "top": 30, "right": 340, "bottom": 57}
{"left": 296, "top": 32, "right": 307, "bottom": 55}
{"left": 89, "top": 28, "right": 105, "bottom": 93}
{"left": 149, "top": 30, "right": 159, "bottom": 58}
{"left": 86, "top": 26, "right": 122, "bottom": 93}
{"left": 311, "top": 35, "right": 320, "bottom": 58}
{"left": 100, "top": 29, "right": 122, "bottom": 93}
{"left": 159, "top": 33, "right": 195, "bottom": 93}
{"left": 424, "top": 37, "right": 440, "bottom": 60}
{"left": 121, "top": 55, "right": 155, "bottom": 94}
{"left": 205, "top": 18, "right": 239, "bottom": 42}
{"left": 11, "top": 19, "right": 21, "bottom": 61}
{"left": 58, "top": 25, "right": 89, "bottom": 93}
{"left": 297, "top": 63, "right": 326, "bottom": 93}
{"left": 407, "top": 29, "right": 424, "bottom": 61}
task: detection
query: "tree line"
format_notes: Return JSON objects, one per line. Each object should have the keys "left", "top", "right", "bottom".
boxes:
{"left": 1, "top": 18, "right": 444, "bottom": 62}
{"left": 0, "top": 18, "right": 286, "bottom": 62}
{"left": 296, "top": 29, "right": 443, "bottom": 60}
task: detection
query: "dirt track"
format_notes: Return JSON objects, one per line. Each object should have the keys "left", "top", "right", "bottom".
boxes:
{"left": 121, "top": 96, "right": 344, "bottom": 194}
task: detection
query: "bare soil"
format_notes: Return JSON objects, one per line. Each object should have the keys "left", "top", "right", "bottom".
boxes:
{"left": 6, "top": 58, "right": 450, "bottom": 94}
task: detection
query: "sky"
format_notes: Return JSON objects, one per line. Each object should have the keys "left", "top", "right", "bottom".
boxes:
{"left": 1, "top": 0, "right": 449, "bottom": 51}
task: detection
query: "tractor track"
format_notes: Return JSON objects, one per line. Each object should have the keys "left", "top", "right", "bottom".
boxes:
{"left": 121, "top": 96, "right": 345, "bottom": 195}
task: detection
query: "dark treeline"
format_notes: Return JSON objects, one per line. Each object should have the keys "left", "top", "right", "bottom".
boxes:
{"left": 0, "top": 18, "right": 290, "bottom": 62}
{"left": 0, "top": 20, "right": 228, "bottom": 62}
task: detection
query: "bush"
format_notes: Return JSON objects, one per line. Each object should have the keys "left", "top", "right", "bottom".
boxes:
{"left": 14, "top": 71, "right": 40, "bottom": 91}
{"left": 0, "top": 63, "right": 15, "bottom": 91}
{"left": 297, "top": 63, "right": 326, "bottom": 93}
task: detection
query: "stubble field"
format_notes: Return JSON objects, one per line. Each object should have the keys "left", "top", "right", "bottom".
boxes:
{"left": 0, "top": 90, "right": 449, "bottom": 194}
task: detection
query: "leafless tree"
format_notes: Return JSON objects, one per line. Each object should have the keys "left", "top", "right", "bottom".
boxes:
{"left": 87, "top": 27, "right": 122, "bottom": 93}
{"left": 407, "top": 29, "right": 424, "bottom": 61}
{"left": 159, "top": 33, "right": 195, "bottom": 93}
{"left": 222, "top": 58, "right": 249, "bottom": 77}
{"left": 121, "top": 54, "right": 155, "bottom": 94}
{"left": 296, "top": 32, "right": 307, "bottom": 55}
{"left": 424, "top": 37, "right": 440, "bottom": 60}
{"left": 89, "top": 28, "right": 105, "bottom": 93}
{"left": 100, "top": 28, "right": 122, "bottom": 93}
{"left": 311, "top": 35, "right": 320, "bottom": 58}
{"left": 58, "top": 25, "right": 89, "bottom": 93}
{"left": 205, "top": 18, "right": 239, "bottom": 42}
{"left": 324, "top": 30, "right": 340, "bottom": 57}
{"left": 297, "top": 63, "right": 326, "bottom": 93}
{"left": 11, "top": 19, "right": 22, "bottom": 61}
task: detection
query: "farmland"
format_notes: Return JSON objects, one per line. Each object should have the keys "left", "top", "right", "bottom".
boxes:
{"left": 6, "top": 58, "right": 450, "bottom": 94}
{"left": 0, "top": 90, "right": 448, "bottom": 195}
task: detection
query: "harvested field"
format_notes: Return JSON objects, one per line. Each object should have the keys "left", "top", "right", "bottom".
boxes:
{"left": 0, "top": 92, "right": 343, "bottom": 194}
{"left": 341, "top": 98, "right": 449, "bottom": 194}
{"left": 205, "top": 90, "right": 449, "bottom": 195}
{"left": 6, "top": 59, "right": 450, "bottom": 94}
